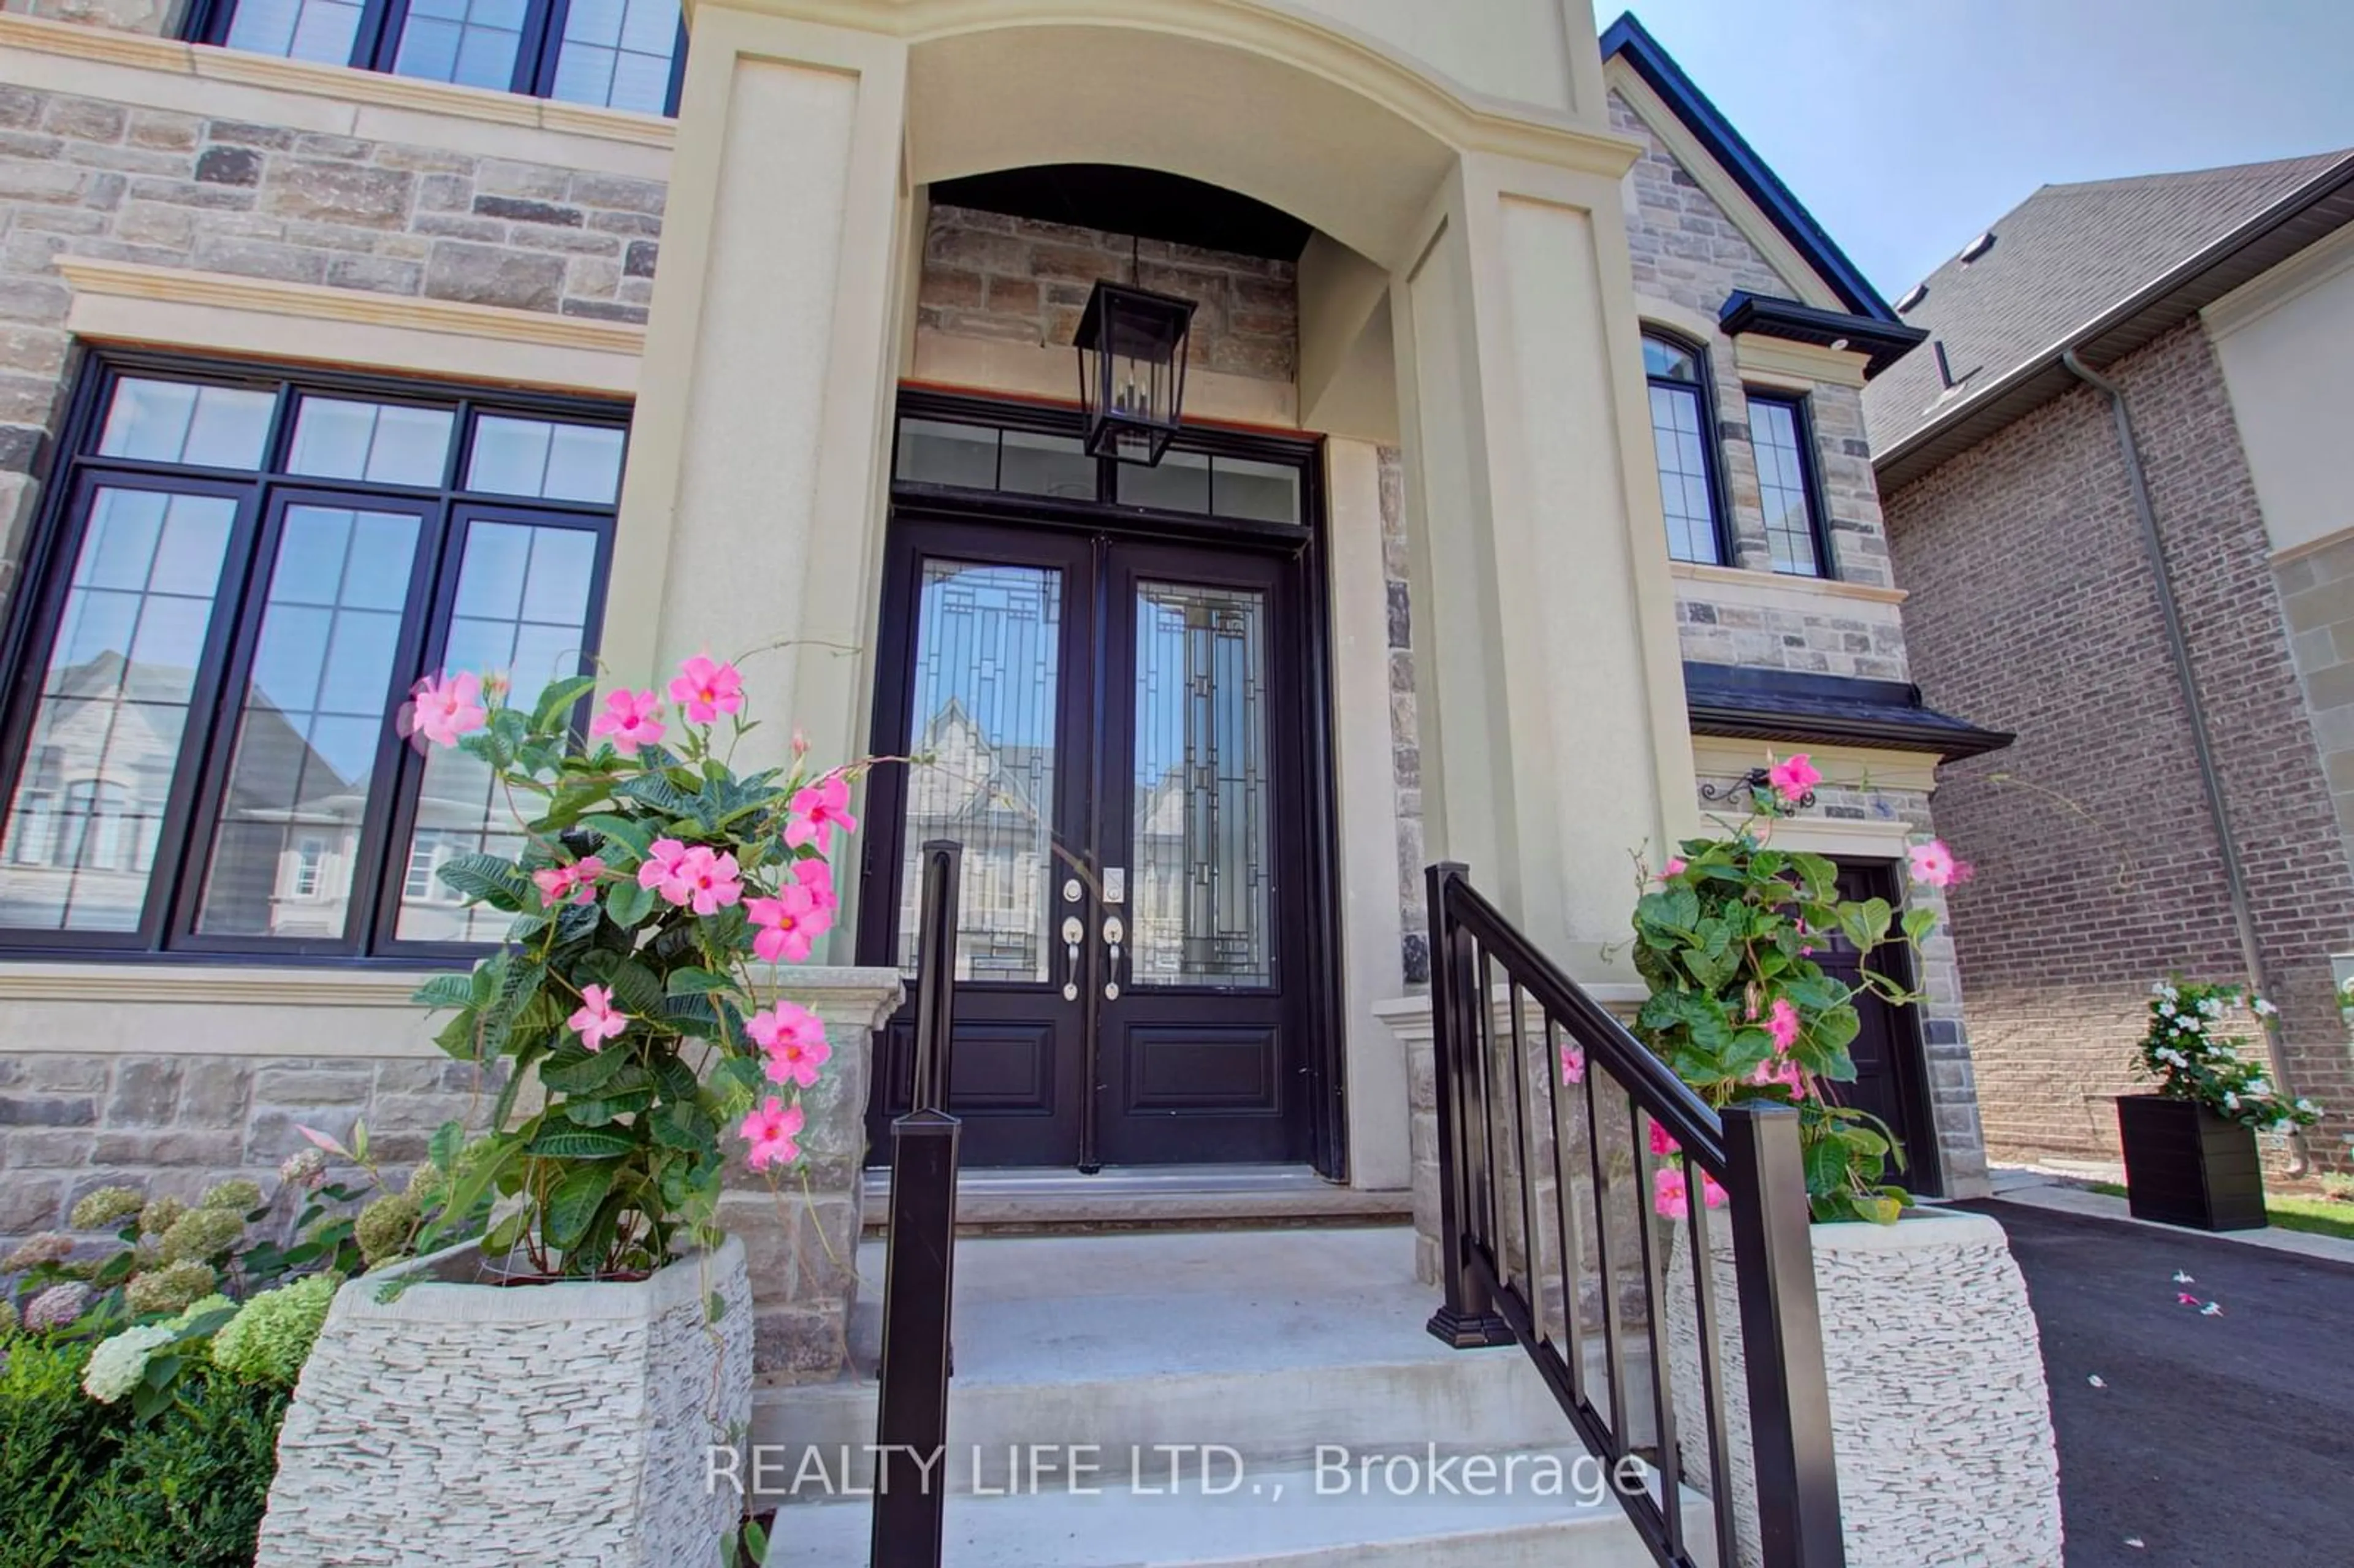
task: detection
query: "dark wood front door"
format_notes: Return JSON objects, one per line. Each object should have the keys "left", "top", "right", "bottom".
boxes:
{"left": 1819, "top": 861, "right": 1943, "bottom": 1197}
{"left": 859, "top": 516, "right": 1315, "bottom": 1170}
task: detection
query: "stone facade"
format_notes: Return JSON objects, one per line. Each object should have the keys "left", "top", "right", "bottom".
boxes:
{"left": 0, "top": 74, "right": 665, "bottom": 603}
{"left": 0, "top": 1051, "right": 493, "bottom": 1237}
{"left": 1884, "top": 319, "right": 2354, "bottom": 1171}
{"left": 918, "top": 202, "right": 1296, "bottom": 382}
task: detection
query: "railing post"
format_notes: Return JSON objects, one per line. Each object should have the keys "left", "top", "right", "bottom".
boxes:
{"left": 1423, "top": 861, "right": 1514, "bottom": 1348}
{"left": 1721, "top": 1103, "right": 1845, "bottom": 1567}
{"left": 872, "top": 842, "right": 962, "bottom": 1568}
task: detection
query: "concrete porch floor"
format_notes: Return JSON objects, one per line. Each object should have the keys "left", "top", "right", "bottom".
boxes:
{"left": 756, "top": 1226, "right": 1685, "bottom": 1567}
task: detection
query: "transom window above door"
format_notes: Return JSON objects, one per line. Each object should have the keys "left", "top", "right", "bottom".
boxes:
{"left": 186, "top": 0, "right": 687, "bottom": 116}
{"left": 0, "top": 360, "right": 627, "bottom": 961}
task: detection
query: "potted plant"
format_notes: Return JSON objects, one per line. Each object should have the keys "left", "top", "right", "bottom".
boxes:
{"left": 1637, "top": 755, "right": 2060, "bottom": 1568}
{"left": 2117, "top": 980, "right": 2317, "bottom": 1231}
{"left": 253, "top": 657, "right": 861, "bottom": 1568}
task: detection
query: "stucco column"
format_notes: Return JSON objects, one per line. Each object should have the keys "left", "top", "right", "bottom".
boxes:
{"left": 603, "top": 6, "right": 907, "bottom": 797}
{"left": 1390, "top": 153, "right": 1693, "bottom": 980}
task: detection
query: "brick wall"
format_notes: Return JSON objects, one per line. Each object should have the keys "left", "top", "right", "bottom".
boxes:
{"left": 1611, "top": 89, "right": 1899, "bottom": 606}
{"left": 1884, "top": 319, "right": 2354, "bottom": 1170}
{"left": 0, "top": 78, "right": 665, "bottom": 595}
{"left": 918, "top": 202, "right": 1296, "bottom": 383}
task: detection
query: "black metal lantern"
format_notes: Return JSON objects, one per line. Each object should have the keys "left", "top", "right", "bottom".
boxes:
{"left": 1073, "top": 278, "right": 1196, "bottom": 466}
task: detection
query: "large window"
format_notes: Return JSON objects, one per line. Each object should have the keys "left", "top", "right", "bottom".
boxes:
{"left": 1746, "top": 392, "right": 1832, "bottom": 579}
{"left": 0, "top": 360, "right": 625, "bottom": 960}
{"left": 188, "top": 0, "right": 685, "bottom": 116}
{"left": 1643, "top": 333, "right": 1726, "bottom": 566}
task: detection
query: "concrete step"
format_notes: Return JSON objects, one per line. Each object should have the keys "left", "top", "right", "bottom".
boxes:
{"left": 761, "top": 1452, "right": 1682, "bottom": 1568}
{"left": 859, "top": 1164, "right": 1412, "bottom": 1233}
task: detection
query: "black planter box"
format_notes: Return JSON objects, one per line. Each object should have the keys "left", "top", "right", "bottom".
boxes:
{"left": 2116, "top": 1094, "right": 2266, "bottom": 1231}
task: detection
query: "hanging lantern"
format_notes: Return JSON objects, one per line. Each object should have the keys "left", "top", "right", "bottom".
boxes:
{"left": 1073, "top": 279, "right": 1196, "bottom": 466}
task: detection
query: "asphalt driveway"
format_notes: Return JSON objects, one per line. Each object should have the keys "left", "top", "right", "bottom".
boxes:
{"left": 1975, "top": 1200, "right": 2354, "bottom": 1567}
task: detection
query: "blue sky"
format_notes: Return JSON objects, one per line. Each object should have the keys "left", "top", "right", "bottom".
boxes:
{"left": 1618, "top": 1, "right": 2354, "bottom": 301}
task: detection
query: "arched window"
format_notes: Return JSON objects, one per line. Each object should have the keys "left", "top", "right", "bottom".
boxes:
{"left": 1643, "top": 332, "right": 1727, "bottom": 566}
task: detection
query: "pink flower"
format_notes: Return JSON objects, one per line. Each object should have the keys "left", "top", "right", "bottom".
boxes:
{"left": 410, "top": 671, "right": 487, "bottom": 748}
{"left": 1662, "top": 856, "right": 1686, "bottom": 878}
{"left": 1560, "top": 1041, "right": 1586, "bottom": 1085}
{"left": 532, "top": 855, "right": 606, "bottom": 908}
{"left": 639, "top": 839, "right": 693, "bottom": 904}
{"left": 1908, "top": 840, "right": 1965, "bottom": 889}
{"left": 747, "top": 885, "right": 829, "bottom": 964}
{"left": 1750, "top": 1055, "right": 1810, "bottom": 1100}
{"left": 1765, "top": 752, "right": 1821, "bottom": 804}
{"left": 589, "top": 688, "right": 666, "bottom": 756}
{"left": 668, "top": 656, "right": 744, "bottom": 726}
{"left": 784, "top": 775, "right": 859, "bottom": 851}
{"left": 673, "top": 845, "right": 742, "bottom": 916}
{"left": 568, "top": 984, "right": 627, "bottom": 1051}
{"left": 739, "top": 1095, "right": 806, "bottom": 1172}
{"left": 793, "top": 856, "right": 838, "bottom": 916}
{"left": 1766, "top": 997, "right": 1801, "bottom": 1054}
{"left": 1648, "top": 1120, "right": 1680, "bottom": 1157}
{"left": 1652, "top": 1164, "right": 1728, "bottom": 1220}
{"left": 750, "top": 1001, "right": 832, "bottom": 1088}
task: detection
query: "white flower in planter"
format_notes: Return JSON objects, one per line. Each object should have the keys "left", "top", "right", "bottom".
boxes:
{"left": 2159, "top": 1002, "right": 2177, "bottom": 1017}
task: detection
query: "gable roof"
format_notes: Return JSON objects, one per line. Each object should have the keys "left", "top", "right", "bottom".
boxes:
{"left": 1867, "top": 150, "right": 2354, "bottom": 486}
{"left": 1601, "top": 12, "right": 1899, "bottom": 324}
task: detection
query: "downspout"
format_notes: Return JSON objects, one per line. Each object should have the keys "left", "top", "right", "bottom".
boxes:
{"left": 2061, "top": 349, "right": 2309, "bottom": 1171}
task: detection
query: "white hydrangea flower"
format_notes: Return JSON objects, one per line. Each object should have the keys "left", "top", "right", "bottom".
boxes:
{"left": 2296, "top": 1098, "right": 2319, "bottom": 1114}
{"left": 2253, "top": 997, "right": 2279, "bottom": 1016}
{"left": 2158, "top": 1002, "right": 2176, "bottom": 1018}
{"left": 2223, "top": 1090, "right": 2241, "bottom": 1111}
{"left": 2249, "top": 1078, "right": 2271, "bottom": 1095}
{"left": 2182, "top": 1018, "right": 2202, "bottom": 1033}
{"left": 81, "top": 1323, "right": 177, "bottom": 1404}
{"left": 2199, "top": 998, "right": 2222, "bottom": 1018}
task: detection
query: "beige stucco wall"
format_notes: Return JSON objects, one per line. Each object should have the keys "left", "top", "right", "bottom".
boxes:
{"left": 2205, "top": 223, "right": 2354, "bottom": 557}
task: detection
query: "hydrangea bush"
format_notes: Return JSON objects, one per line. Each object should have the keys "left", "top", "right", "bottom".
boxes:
{"left": 399, "top": 655, "right": 861, "bottom": 1279}
{"left": 1628, "top": 752, "right": 1961, "bottom": 1224}
{"left": 2138, "top": 979, "right": 2319, "bottom": 1133}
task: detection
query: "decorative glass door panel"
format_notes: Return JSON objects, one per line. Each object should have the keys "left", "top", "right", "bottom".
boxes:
{"left": 862, "top": 520, "right": 1311, "bottom": 1170}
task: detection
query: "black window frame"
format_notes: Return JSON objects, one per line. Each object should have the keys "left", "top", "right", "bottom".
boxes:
{"left": 1743, "top": 387, "right": 1836, "bottom": 580}
{"left": 1640, "top": 329, "right": 1732, "bottom": 568}
{"left": 0, "top": 352, "right": 628, "bottom": 967}
{"left": 181, "top": 0, "right": 689, "bottom": 118}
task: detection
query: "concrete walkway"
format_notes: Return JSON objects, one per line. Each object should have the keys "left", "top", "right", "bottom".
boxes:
{"left": 1975, "top": 1198, "right": 2354, "bottom": 1567}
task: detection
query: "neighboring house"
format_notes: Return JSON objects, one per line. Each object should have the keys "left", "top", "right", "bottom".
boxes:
{"left": 1869, "top": 151, "right": 2354, "bottom": 1172}
{"left": 0, "top": 0, "right": 2008, "bottom": 1357}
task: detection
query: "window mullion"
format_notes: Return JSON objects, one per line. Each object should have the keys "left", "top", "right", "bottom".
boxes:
{"left": 357, "top": 497, "right": 461, "bottom": 956}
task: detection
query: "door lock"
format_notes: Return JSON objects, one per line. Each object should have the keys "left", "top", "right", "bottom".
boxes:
{"left": 1102, "top": 915, "right": 1125, "bottom": 1000}
{"left": 1061, "top": 915, "right": 1083, "bottom": 1002}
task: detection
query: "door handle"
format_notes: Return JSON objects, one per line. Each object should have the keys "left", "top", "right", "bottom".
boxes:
{"left": 1102, "top": 915, "right": 1124, "bottom": 1000}
{"left": 1061, "top": 915, "right": 1083, "bottom": 1002}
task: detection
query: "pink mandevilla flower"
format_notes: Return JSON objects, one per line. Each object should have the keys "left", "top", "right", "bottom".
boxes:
{"left": 533, "top": 856, "right": 606, "bottom": 908}
{"left": 590, "top": 688, "right": 666, "bottom": 756}
{"left": 740, "top": 1096, "right": 806, "bottom": 1172}
{"left": 410, "top": 671, "right": 487, "bottom": 748}
{"left": 1648, "top": 1119, "right": 1680, "bottom": 1157}
{"left": 1908, "top": 840, "right": 1964, "bottom": 889}
{"left": 668, "top": 656, "right": 744, "bottom": 726}
{"left": 793, "top": 856, "right": 839, "bottom": 916}
{"left": 747, "top": 885, "right": 828, "bottom": 964}
{"left": 1766, "top": 997, "right": 1802, "bottom": 1054}
{"left": 568, "top": 984, "right": 627, "bottom": 1052}
{"left": 1559, "top": 1041, "right": 1586, "bottom": 1085}
{"left": 1661, "top": 856, "right": 1686, "bottom": 879}
{"left": 1651, "top": 1164, "right": 1728, "bottom": 1220}
{"left": 1765, "top": 752, "right": 1821, "bottom": 804}
{"left": 1750, "top": 1055, "right": 1809, "bottom": 1100}
{"left": 673, "top": 845, "right": 743, "bottom": 916}
{"left": 759, "top": 1021, "right": 833, "bottom": 1089}
{"left": 639, "top": 839, "right": 693, "bottom": 904}
{"left": 784, "top": 775, "right": 859, "bottom": 851}
{"left": 745, "top": 999, "right": 826, "bottom": 1057}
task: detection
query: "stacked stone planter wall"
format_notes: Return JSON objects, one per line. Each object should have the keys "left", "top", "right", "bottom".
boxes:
{"left": 258, "top": 1235, "right": 752, "bottom": 1568}
{"left": 1666, "top": 1208, "right": 2062, "bottom": 1568}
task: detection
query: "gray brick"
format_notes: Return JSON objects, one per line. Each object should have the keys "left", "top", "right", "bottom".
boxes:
{"left": 180, "top": 1059, "right": 252, "bottom": 1125}
{"left": 324, "top": 253, "right": 424, "bottom": 294}
{"left": 104, "top": 1058, "right": 181, "bottom": 1127}
{"left": 624, "top": 240, "right": 657, "bottom": 278}
{"left": 0, "top": 1095, "right": 97, "bottom": 1127}
{"left": 194, "top": 145, "right": 263, "bottom": 187}
{"left": 252, "top": 1064, "right": 373, "bottom": 1105}
{"left": 424, "top": 240, "right": 564, "bottom": 312}
{"left": 568, "top": 172, "right": 665, "bottom": 215}
{"left": 473, "top": 194, "right": 582, "bottom": 228}
{"left": 261, "top": 159, "right": 413, "bottom": 228}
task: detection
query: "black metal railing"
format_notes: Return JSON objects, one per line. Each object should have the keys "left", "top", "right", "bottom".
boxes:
{"left": 869, "top": 840, "right": 961, "bottom": 1568}
{"left": 1425, "top": 861, "right": 1843, "bottom": 1568}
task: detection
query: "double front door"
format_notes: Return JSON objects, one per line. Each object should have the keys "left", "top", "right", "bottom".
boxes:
{"left": 859, "top": 516, "right": 1316, "bottom": 1169}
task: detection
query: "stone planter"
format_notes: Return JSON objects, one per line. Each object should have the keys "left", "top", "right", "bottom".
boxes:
{"left": 2116, "top": 1094, "right": 2265, "bottom": 1231}
{"left": 1666, "top": 1208, "right": 2060, "bottom": 1568}
{"left": 256, "top": 1236, "right": 753, "bottom": 1568}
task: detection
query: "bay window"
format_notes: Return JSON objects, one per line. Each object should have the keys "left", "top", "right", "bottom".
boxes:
{"left": 0, "top": 359, "right": 625, "bottom": 961}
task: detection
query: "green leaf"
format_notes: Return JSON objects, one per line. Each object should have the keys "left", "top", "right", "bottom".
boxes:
{"left": 437, "top": 853, "right": 535, "bottom": 912}
{"left": 540, "top": 1044, "right": 636, "bottom": 1095}
{"left": 415, "top": 1135, "right": 518, "bottom": 1253}
{"left": 533, "top": 674, "right": 599, "bottom": 730}
{"left": 525, "top": 1124, "right": 638, "bottom": 1159}
{"left": 1900, "top": 906, "right": 1938, "bottom": 945}
{"left": 412, "top": 972, "right": 479, "bottom": 1009}
{"left": 565, "top": 1087, "right": 656, "bottom": 1126}
{"left": 606, "top": 878, "right": 655, "bottom": 929}
{"left": 1836, "top": 897, "right": 1892, "bottom": 956}
{"left": 606, "top": 958, "right": 669, "bottom": 1019}
{"left": 666, "top": 966, "right": 735, "bottom": 996}
{"left": 579, "top": 813, "right": 657, "bottom": 862}
{"left": 428, "top": 1119, "right": 465, "bottom": 1173}
{"left": 543, "top": 1162, "right": 616, "bottom": 1248}
{"left": 1802, "top": 1134, "right": 1849, "bottom": 1197}
{"left": 652, "top": 1099, "right": 713, "bottom": 1151}
{"left": 653, "top": 1051, "right": 700, "bottom": 1102}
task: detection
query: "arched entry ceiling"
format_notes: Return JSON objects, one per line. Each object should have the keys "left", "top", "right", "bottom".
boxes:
{"left": 904, "top": 21, "right": 1457, "bottom": 267}
{"left": 929, "top": 164, "right": 1314, "bottom": 262}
